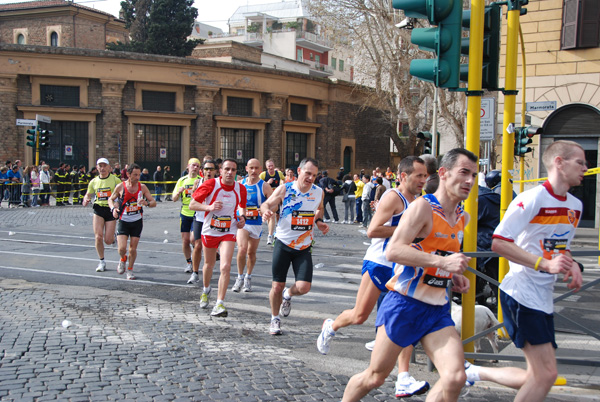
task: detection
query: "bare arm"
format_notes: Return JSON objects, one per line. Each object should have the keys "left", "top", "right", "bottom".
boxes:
{"left": 366, "top": 191, "right": 405, "bottom": 239}
{"left": 263, "top": 181, "right": 274, "bottom": 200}
{"left": 315, "top": 191, "right": 329, "bottom": 235}
{"left": 260, "top": 184, "right": 286, "bottom": 221}
{"left": 172, "top": 183, "right": 184, "bottom": 202}
{"left": 140, "top": 184, "right": 156, "bottom": 208}
{"left": 108, "top": 183, "right": 124, "bottom": 219}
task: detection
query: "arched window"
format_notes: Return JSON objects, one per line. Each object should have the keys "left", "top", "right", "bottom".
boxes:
{"left": 50, "top": 32, "right": 58, "bottom": 47}
{"left": 17, "top": 34, "right": 25, "bottom": 45}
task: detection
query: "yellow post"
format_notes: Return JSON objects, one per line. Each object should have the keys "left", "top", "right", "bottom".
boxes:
{"left": 498, "top": 6, "right": 521, "bottom": 338}
{"left": 462, "top": 0, "right": 485, "bottom": 356}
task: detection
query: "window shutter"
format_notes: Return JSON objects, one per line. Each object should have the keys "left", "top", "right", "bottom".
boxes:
{"left": 578, "top": 0, "right": 600, "bottom": 48}
{"left": 561, "top": 0, "right": 579, "bottom": 50}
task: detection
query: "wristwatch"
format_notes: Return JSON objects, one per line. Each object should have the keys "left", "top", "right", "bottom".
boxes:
{"left": 315, "top": 218, "right": 324, "bottom": 224}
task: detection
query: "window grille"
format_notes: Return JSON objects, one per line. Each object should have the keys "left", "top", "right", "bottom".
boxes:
{"left": 290, "top": 103, "right": 308, "bottom": 121}
{"left": 286, "top": 132, "right": 307, "bottom": 170}
{"left": 220, "top": 128, "right": 256, "bottom": 175}
{"left": 142, "top": 90, "right": 176, "bottom": 112}
{"left": 40, "top": 85, "right": 79, "bottom": 107}
{"left": 227, "top": 97, "right": 253, "bottom": 116}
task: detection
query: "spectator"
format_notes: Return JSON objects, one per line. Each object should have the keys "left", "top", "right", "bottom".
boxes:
{"left": 341, "top": 174, "right": 356, "bottom": 224}
{"left": 140, "top": 168, "right": 150, "bottom": 182}
{"left": 21, "top": 165, "right": 32, "bottom": 207}
{"left": 285, "top": 168, "right": 296, "bottom": 183}
{"left": 0, "top": 166, "right": 8, "bottom": 207}
{"left": 31, "top": 165, "right": 41, "bottom": 207}
{"left": 163, "top": 165, "right": 173, "bottom": 201}
{"left": 354, "top": 173, "right": 364, "bottom": 223}
{"left": 374, "top": 176, "right": 385, "bottom": 202}
{"left": 361, "top": 174, "right": 374, "bottom": 228}
{"left": 319, "top": 170, "right": 340, "bottom": 223}
{"left": 153, "top": 165, "right": 164, "bottom": 202}
{"left": 39, "top": 164, "right": 51, "bottom": 206}
{"left": 7, "top": 164, "right": 21, "bottom": 207}
{"left": 336, "top": 167, "right": 345, "bottom": 181}
{"left": 121, "top": 164, "right": 129, "bottom": 181}
{"left": 420, "top": 154, "right": 439, "bottom": 194}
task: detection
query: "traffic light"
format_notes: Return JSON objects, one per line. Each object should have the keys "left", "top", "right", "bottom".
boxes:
{"left": 417, "top": 131, "right": 433, "bottom": 154}
{"left": 393, "top": 0, "right": 463, "bottom": 88}
{"left": 514, "top": 126, "right": 542, "bottom": 157}
{"left": 26, "top": 127, "right": 38, "bottom": 148}
{"left": 460, "top": 3, "right": 502, "bottom": 91}
{"left": 39, "top": 129, "right": 53, "bottom": 148}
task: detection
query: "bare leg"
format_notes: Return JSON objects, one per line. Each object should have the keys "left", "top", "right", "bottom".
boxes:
{"left": 202, "top": 247, "right": 218, "bottom": 288}
{"left": 236, "top": 229, "right": 249, "bottom": 275}
{"left": 104, "top": 220, "right": 116, "bottom": 246}
{"left": 192, "top": 239, "right": 203, "bottom": 273}
{"left": 93, "top": 215, "right": 107, "bottom": 259}
{"left": 181, "top": 232, "right": 192, "bottom": 261}
{"left": 270, "top": 281, "right": 286, "bottom": 316}
{"left": 287, "top": 280, "right": 311, "bottom": 297}
{"left": 117, "top": 235, "right": 128, "bottom": 260}
{"left": 216, "top": 241, "right": 235, "bottom": 301}
{"left": 128, "top": 237, "right": 140, "bottom": 269}
{"left": 332, "top": 273, "right": 381, "bottom": 331}
{"left": 245, "top": 237, "right": 260, "bottom": 275}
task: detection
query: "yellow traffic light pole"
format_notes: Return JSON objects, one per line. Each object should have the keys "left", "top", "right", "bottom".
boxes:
{"left": 498, "top": 5, "right": 521, "bottom": 337}
{"left": 462, "top": 0, "right": 485, "bottom": 355}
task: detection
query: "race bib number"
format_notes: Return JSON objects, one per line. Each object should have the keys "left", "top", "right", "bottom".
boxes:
{"left": 183, "top": 185, "right": 193, "bottom": 197}
{"left": 125, "top": 203, "right": 140, "bottom": 215}
{"left": 246, "top": 206, "right": 259, "bottom": 220}
{"left": 210, "top": 216, "right": 232, "bottom": 232}
{"left": 423, "top": 250, "right": 453, "bottom": 288}
{"left": 96, "top": 187, "right": 112, "bottom": 201}
{"left": 540, "top": 238, "right": 568, "bottom": 260}
{"left": 291, "top": 210, "right": 315, "bottom": 231}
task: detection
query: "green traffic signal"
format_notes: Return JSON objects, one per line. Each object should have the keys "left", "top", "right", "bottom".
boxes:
{"left": 26, "top": 127, "right": 37, "bottom": 148}
{"left": 417, "top": 131, "right": 433, "bottom": 154}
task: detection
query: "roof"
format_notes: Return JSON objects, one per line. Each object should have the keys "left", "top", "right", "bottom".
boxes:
{"left": 0, "top": 0, "right": 118, "bottom": 19}
{"left": 229, "top": 0, "right": 310, "bottom": 24}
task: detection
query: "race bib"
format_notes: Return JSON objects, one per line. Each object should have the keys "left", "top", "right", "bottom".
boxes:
{"left": 246, "top": 206, "right": 259, "bottom": 220}
{"left": 125, "top": 203, "right": 140, "bottom": 215}
{"left": 96, "top": 187, "right": 112, "bottom": 201}
{"left": 423, "top": 250, "right": 453, "bottom": 288}
{"left": 540, "top": 238, "right": 568, "bottom": 260}
{"left": 291, "top": 210, "right": 315, "bottom": 231}
{"left": 210, "top": 216, "right": 232, "bottom": 232}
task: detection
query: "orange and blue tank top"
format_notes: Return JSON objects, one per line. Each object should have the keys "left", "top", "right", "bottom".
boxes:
{"left": 385, "top": 194, "right": 465, "bottom": 306}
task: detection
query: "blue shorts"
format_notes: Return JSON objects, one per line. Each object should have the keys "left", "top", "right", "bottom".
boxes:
{"left": 180, "top": 214, "right": 194, "bottom": 233}
{"left": 361, "top": 260, "right": 394, "bottom": 292}
{"left": 500, "top": 292, "right": 557, "bottom": 349}
{"left": 375, "top": 291, "right": 454, "bottom": 348}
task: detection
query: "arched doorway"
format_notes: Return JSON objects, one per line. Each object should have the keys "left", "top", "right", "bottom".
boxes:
{"left": 343, "top": 146, "right": 353, "bottom": 174}
{"left": 543, "top": 103, "right": 600, "bottom": 227}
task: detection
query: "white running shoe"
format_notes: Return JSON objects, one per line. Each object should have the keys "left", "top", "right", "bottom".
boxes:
{"left": 96, "top": 261, "right": 106, "bottom": 272}
{"left": 187, "top": 272, "right": 199, "bottom": 284}
{"left": 126, "top": 270, "right": 136, "bottom": 280}
{"left": 242, "top": 276, "right": 252, "bottom": 292}
{"left": 464, "top": 360, "right": 477, "bottom": 387}
{"left": 184, "top": 263, "right": 192, "bottom": 273}
{"left": 200, "top": 288, "right": 211, "bottom": 309}
{"left": 317, "top": 318, "right": 335, "bottom": 355}
{"left": 395, "top": 373, "right": 430, "bottom": 398}
{"left": 270, "top": 318, "right": 282, "bottom": 335}
{"left": 117, "top": 260, "right": 126, "bottom": 275}
{"left": 210, "top": 303, "right": 228, "bottom": 317}
{"left": 232, "top": 276, "right": 244, "bottom": 292}
{"left": 267, "top": 235, "right": 273, "bottom": 245}
{"left": 280, "top": 288, "right": 292, "bottom": 317}
{"left": 365, "top": 340, "right": 375, "bottom": 351}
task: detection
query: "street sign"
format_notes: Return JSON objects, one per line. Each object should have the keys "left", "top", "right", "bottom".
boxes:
{"left": 65, "top": 145, "right": 73, "bottom": 156}
{"left": 526, "top": 101, "right": 556, "bottom": 112}
{"left": 16, "top": 119, "right": 37, "bottom": 126}
{"left": 160, "top": 148, "right": 167, "bottom": 159}
{"left": 36, "top": 114, "right": 51, "bottom": 123}
{"left": 480, "top": 98, "right": 495, "bottom": 141}
{"left": 479, "top": 158, "right": 489, "bottom": 165}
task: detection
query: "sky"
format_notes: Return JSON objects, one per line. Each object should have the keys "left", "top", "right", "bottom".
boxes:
{"left": 0, "top": 0, "right": 278, "bottom": 32}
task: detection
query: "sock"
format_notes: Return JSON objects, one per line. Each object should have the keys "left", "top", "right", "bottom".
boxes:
{"left": 203, "top": 286, "right": 211, "bottom": 293}
{"left": 186, "top": 258, "right": 192, "bottom": 263}
{"left": 465, "top": 363, "right": 480, "bottom": 382}
{"left": 216, "top": 299, "right": 224, "bottom": 305}
{"left": 397, "top": 371, "right": 409, "bottom": 381}
{"left": 246, "top": 274, "right": 252, "bottom": 279}
{"left": 238, "top": 274, "right": 244, "bottom": 279}
{"left": 120, "top": 256, "right": 127, "bottom": 262}
{"left": 272, "top": 315, "right": 280, "bottom": 321}
{"left": 283, "top": 288, "right": 291, "bottom": 300}
{"left": 100, "top": 258, "right": 104, "bottom": 261}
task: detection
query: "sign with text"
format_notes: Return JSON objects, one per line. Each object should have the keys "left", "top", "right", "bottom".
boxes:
{"left": 36, "top": 114, "right": 51, "bottom": 123}
{"left": 16, "top": 119, "right": 37, "bottom": 126}
{"left": 526, "top": 101, "right": 556, "bottom": 112}
{"left": 480, "top": 98, "right": 495, "bottom": 141}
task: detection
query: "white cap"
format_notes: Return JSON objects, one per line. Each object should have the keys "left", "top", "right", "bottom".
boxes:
{"left": 96, "top": 158, "right": 109, "bottom": 165}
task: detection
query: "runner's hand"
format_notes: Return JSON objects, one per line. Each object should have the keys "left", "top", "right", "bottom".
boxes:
{"left": 317, "top": 221, "right": 329, "bottom": 235}
{"left": 544, "top": 254, "right": 572, "bottom": 274}
{"left": 441, "top": 253, "right": 470, "bottom": 274}
{"left": 237, "top": 216, "right": 245, "bottom": 229}
{"left": 564, "top": 262, "right": 583, "bottom": 291}
{"left": 211, "top": 201, "right": 223, "bottom": 211}
{"left": 262, "top": 209, "right": 273, "bottom": 221}
{"left": 451, "top": 274, "right": 470, "bottom": 294}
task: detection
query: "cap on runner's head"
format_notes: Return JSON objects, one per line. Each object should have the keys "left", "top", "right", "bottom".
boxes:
{"left": 188, "top": 158, "right": 201, "bottom": 166}
{"left": 340, "top": 167, "right": 344, "bottom": 170}
{"left": 96, "top": 158, "right": 109, "bottom": 165}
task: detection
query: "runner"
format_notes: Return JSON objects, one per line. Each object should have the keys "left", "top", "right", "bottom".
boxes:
{"left": 108, "top": 163, "right": 157, "bottom": 280}
{"left": 260, "top": 157, "right": 329, "bottom": 335}
{"left": 232, "top": 158, "right": 273, "bottom": 293}
{"left": 317, "top": 156, "right": 430, "bottom": 398}
{"left": 187, "top": 159, "right": 217, "bottom": 285}
{"left": 259, "top": 159, "right": 285, "bottom": 245}
{"left": 82, "top": 158, "right": 122, "bottom": 272}
{"left": 341, "top": 148, "right": 476, "bottom": 402}
{"left": 464, "top": 140, "right": 585, "bottom": 402}
{"left": 173, "top": 158, "right": 201, "bottom": 274}
{"left": 190, "top": 159, "right": 247, "bottom": 317}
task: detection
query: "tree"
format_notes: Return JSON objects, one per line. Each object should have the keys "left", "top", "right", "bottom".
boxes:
{"left": 110, "top": 0, "right": 202, "bottom": 57}
{"left": 306, "top": 0, "right": 466, "bottom": 156}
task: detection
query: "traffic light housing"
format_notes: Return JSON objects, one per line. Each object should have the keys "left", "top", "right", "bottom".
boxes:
{"left": 514, "top": 126, "right": 542, "bottom": 157}
{"left": 393, "top": 0, "right": 463, "bottom": 88}
{"left": 26, "top": 127, "right": 38, "bottom": 148}
{"left": 39, "top": 129, "right": 53, "bottom": 148}
{"left": 460, "top": 3, "right": 502, "bottom": 91}
{"left": 417, "top": 131, "right": 433, "bottom": 154}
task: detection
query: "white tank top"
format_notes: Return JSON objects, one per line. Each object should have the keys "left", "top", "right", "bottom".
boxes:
{"left": 276, "top": 181, "right": 323, "bottom": 250}
{"left": 201, "top": 179, "right": 243, "bottom": 237}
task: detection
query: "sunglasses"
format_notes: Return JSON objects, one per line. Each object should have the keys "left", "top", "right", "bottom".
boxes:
{"left": 204, "top": 167, "right": 215, "bottom": 171}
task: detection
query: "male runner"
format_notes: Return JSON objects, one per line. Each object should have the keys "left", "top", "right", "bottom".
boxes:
{"left": 83, "top": 158, "right": 122, "bottom": 272}
{"left": 317, "top": 156, "right": 430, "bottom": 398}
{"left": 259, "top": 159, "right": 285, "bottom": 245}
{"left": 232, "top": 158, "right": 273, "bottom": 293}
{"left": 190, "top": 159, "right": 247, "bottom": 317}
{"left": 342, "top": 148, "right": 476, "bottom": 402}
{"left": 187, "top": 159, "right": 217, "bottom": 284}
{"left": 108, "top": 163, "right": 156, "bottom": 280}
{"left": 465, "top": 140, "right": 585, "bottom": 402}
{"left": 173, "top": 158, "right": 201, "bottom": 274}
{"left": 260, "top": 157, "right": 329, "bottom": 335}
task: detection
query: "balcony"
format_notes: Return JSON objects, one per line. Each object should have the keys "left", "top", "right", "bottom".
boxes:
{"left": 301, "top": 59, "right": 333, "bottom": 77}
{"left": 295, "top": 31, "right": 334, "bottom": 53}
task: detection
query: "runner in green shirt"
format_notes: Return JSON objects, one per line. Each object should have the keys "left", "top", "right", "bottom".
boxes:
{"left": 173, "top": 157, "right": 201, "bottom": 273}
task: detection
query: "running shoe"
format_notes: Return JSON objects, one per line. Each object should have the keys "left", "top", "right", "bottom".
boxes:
{"left": 126, "top": 270, "right": 136, "bottom": 280}
{"left": 117, "top": 260, "right": 126, "bottom": 275}
{"left": 365, "top": 340, "right": 375, "bottom": 351}
{"left": 267, "top": 235, "right": 273, "bottom": 245}
{"left": 210, "top": 303, "right": 228, "bottom": 317}
{"left": 317, "top": 318, "right": 335, "bottom": 355}
{"left": 96, "top": 260, "right": 106, "bottom": 272}
{"left": 280, "top": 288, "right": 292, "bottom": 317}
{"left": 184, "top": 263, "right": 192, "bottom": 273}
{"left": 187, "top": 272, "right": 199, "bottom": 284}
{"left": 243, "top": 276, "right": 252, "bottom": 292}
{"left": 232, "top": 276, "right": 244, "bottom": 293}
{"left": 464, "top": 360, "right": 476, "bottom": 387}
{"left": 270, "top": 318, "right": 282, "bottom": 335}
{"left": 395, "top": 373, "right": 430, "bottom": 398}
{"left": 200, "top": 288, "right": 211, "bottom": 309}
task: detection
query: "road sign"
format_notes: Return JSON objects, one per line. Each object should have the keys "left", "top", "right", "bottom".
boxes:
{"left": 526, "top": 101, "right": 556, "bottom": 112}
{"left": 65, "top": 145, "right": 73, "bottom": 156}
{"left": 36, "top": 114, "right": 51, "bottom": 123}
{"left": 16, "top": 119, "right": 37, "bottom": 126}
{"left": 160, "top": 148, "right": 167, "bottom": 159}
{"left": 480, "top": 98, "right": 495, "bottom": 141}
{"left": 479, "top": 158, "right": 489, "bottom": 165}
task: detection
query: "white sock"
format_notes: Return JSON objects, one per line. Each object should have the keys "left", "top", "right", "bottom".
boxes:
{"left": 237, "top": 274, "right": 244, "bottom": 279}
{"left": 203, "top": 286, "right": 211, "bottom": 293}
{"left": 272, "top": 315, "right": 280, "bottom": 321}
{"left": 216, "top": 299, "right": 224, "bottom": 305}
{"left": 246, "top": 274, "right": 252, "bottom": 279}
{"left": 397, "top": 371, "right": 409, "bottom": 381}
{"left": 283, "top": 288, "right": 291, "bottom": 300}
{"left": 466, "top": 363, "right": 481, "bottom": 382}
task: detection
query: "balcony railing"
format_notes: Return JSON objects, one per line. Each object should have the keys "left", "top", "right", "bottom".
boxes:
{"left": 302, "top": 59, "right": 333, "bottom": 74}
